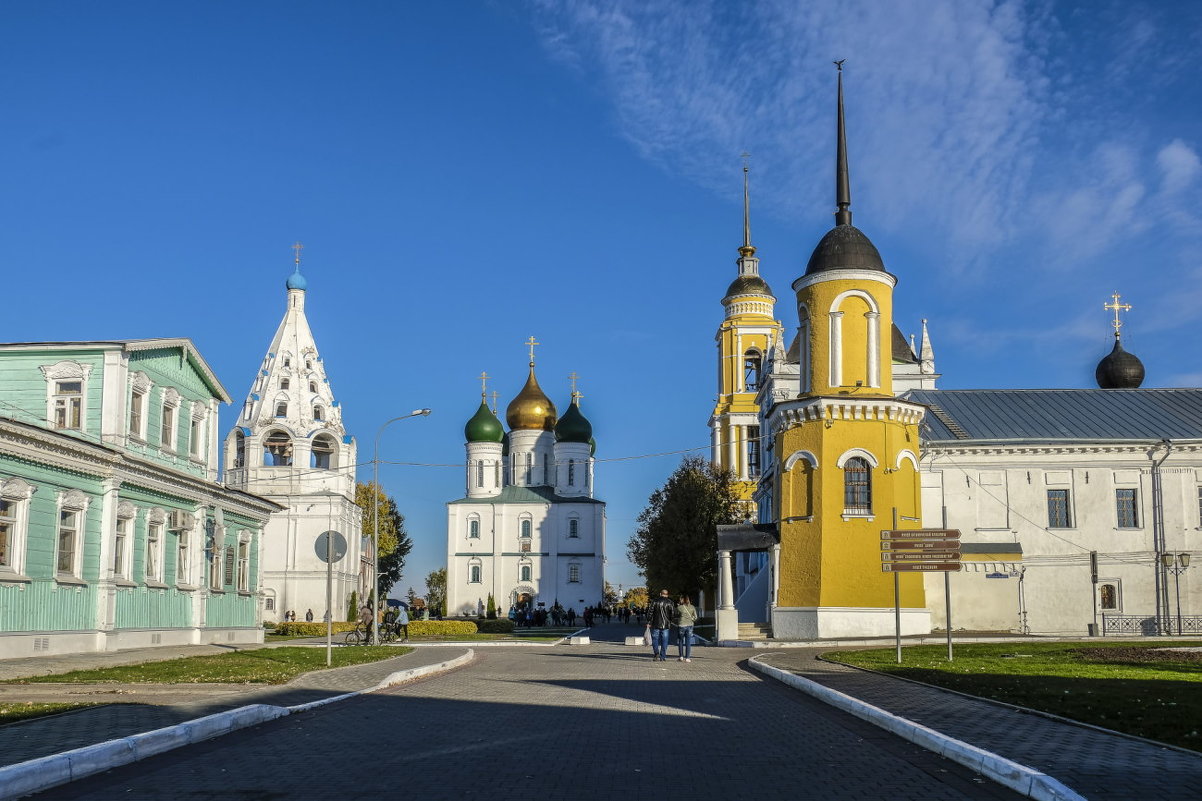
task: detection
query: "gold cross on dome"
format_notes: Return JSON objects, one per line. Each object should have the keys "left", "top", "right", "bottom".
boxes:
{"left": 568, "top": 371, "right": 581, "bottom": 402}
{"left": 291, "top": 241, "right": 304, "bottom": 266}
{"left": 478, "top": 371, "right": 489, "bottom": 398}
{"left": 525, "top": 336, "right": 540, "bottom": 364}
{"left": 1103, "top": 291, "right": 1132, "bottom": 336}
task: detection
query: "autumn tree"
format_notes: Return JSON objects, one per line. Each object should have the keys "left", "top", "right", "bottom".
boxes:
{"left": 355, "top": 482, "right": 414, "bottom": 599}
{"left": 622, "top": 587, "right": 648, "bottom": 609}
{"left": 425, "top": 567, "right": 447, "bottom": 616}
{"left": 627, "top": 456, "right": 741, "bottom": 603}
{"left": 602, "top": 581, "right": 619, "bottom": 606}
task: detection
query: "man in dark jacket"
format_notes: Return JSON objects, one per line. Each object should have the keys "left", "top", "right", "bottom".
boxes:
{"left": 645, "top": 589, "right": 675, "bottom": 662}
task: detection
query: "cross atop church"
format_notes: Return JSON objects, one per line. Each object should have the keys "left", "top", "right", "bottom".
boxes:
{"left": 478, "top": 371, "right": 489, "bottom": 399}
{"left": 490, "top": 391, "right": 499, "bottom": 414}
{"left": 525, "top": 336, "right": 540, "bottom": 365}
{"left": 1104, "top": 292, "right": 1132, "bottom": 337}
{"left": 569, "top": 371, "right": 582, "bottom": 402}
{"left": 292, "top": 241, "right": 304, "bottom": 267}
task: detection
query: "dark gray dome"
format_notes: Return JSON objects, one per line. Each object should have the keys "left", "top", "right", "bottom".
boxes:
{"left": 805, "top": 224, "right": 885, "bottom": 275}
{"left": 724, "top": 274, "right": 774, "bottom": 299}
{"left": 1096, "top": 339, "right": 1145, "bottom": 389}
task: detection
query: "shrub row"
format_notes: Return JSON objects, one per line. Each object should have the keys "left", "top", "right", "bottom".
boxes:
{"left": 406, "top": 619, "right": 478, "bottom": 636}
{"left": 475, "top": 618, "right": 515, "bottom": 634}
{"left": 273, "top": 621, "right": 357, "bottom": 636}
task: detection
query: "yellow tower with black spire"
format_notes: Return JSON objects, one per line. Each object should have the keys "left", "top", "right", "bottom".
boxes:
{"left": 763, "top": 64, "right": 928, "bottom": 639}
{"left": 710, "top": 160, "right": 784, "bottom": 514}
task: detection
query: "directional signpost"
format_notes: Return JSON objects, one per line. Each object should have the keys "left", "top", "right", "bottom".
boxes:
{"left": 881, "top": 528, "right": 961, "bottom": 663}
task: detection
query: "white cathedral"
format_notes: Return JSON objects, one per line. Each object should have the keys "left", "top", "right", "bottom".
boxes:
{"left": 223, "top": 255, "right": 364, "bottom": 623}
{"left": 446, "top": 350, "right": 605, "bottom": 617}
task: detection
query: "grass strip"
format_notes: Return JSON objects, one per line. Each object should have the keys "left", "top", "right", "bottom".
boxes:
{"left": 0, "top": 702, "right": 96, "bottom": 724}
{"left": 825, "top": 641, "right": 1202, "bottom": 752}
{"left": 6, "top": 646, "right": 412, "bottom": 686}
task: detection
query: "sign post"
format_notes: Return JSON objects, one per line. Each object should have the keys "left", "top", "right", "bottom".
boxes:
{"left": 881, "top": 527, "right": 961, "bottom": 663}
{"left": 315, "top": 530, "right": 348, "bottom": 666}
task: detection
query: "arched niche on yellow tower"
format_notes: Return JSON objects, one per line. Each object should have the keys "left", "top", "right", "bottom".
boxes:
{"left": 781, "top": 449, "right": 818, "bottom": 519}
{"left": 828, "top": 289, "right": 881, "bottom": 390}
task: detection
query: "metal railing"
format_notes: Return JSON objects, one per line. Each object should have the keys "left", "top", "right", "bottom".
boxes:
{"left": 1102, "top": 614, "right": 1202, "bottom": 636}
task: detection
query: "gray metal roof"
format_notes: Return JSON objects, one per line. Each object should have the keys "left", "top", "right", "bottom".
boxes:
{"left": 448, "top": 485, "right": 604, "bottom": 505}
{"left": 903, "top": 389, "right": 1202, "bottom": 442}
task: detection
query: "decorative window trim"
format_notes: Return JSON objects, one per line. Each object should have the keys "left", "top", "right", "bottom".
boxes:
{"left": 129, "top": 372, "right": 152, "bottom": 441}
{"left": 0, "top": 477, "right": 35, "bottom": 576}
{"left": 310, "top": 433, "right": 337, "bottom": 470}
{"left": 894, "top": 450, "right": 919, "bottom": 471}
{"left": 160, "top": 388, "right": 180, "bottom": 451}
{"left": 1098, "top": 580, "right": 1121, "bottom": 612}
{"left": 1115, "top": 488, "right": 1140, "bottom": 529}
{"left": 841, "top": 456, "right": 872, "bottom": 517}
{"left": 567, "top": 562, "right": 582, "bottom": 583}
{"left": 467, "top": 516, "right": 481, "bottom": 539}
{"left": 55, "top": 489, "right": 89, "bottom": 578}
{"left": 784, "top": 450, "right": 819, "bottom": 471}
{"left": 42, "top": 361, "right": 92, "bottom": 432}
{"left": 176, "top": 522, "right": 191, "bottom": 585}
{"left": 236, "top": 531, "right": 250, "bottom": 592}
{"left": 468, "top": 559, "right": 482, "bottom": 584}
{"left": 263, "top": 429, "right": 294, "bottom": 467}
{"left": 836, "top": 448, "right": 879, "bottom": 469}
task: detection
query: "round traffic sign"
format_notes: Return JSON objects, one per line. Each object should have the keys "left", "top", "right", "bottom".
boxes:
{"left": 315, "top": 530, "right": 348, "bottom": 563}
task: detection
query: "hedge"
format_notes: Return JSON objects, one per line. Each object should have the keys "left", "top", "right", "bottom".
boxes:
{"left": 406, "top": 619, "right": 478, "bottom": 637}
{"left": 475, "top": 618, "right": 515, "bottom": 634}
{"left": 273, "top": 621, "right": 357, "bottom": 636}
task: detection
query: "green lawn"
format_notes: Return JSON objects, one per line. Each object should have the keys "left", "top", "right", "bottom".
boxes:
{"left": 825, "top": 641, "right": 1202, "bottom": 751}
{"left": 6, "top": 646, "right": 412, "bottom": 685}
{"left": 0, "top": 702, "right": 95, "bottom": 724}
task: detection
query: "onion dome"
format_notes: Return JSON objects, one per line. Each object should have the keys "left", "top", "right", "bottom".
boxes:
{"left": 286, "top": 270, "right": 308, "bottom": 290}
{"left": 1096, "top": 338, "right": 1145, "bottom": 389}
{"left": 506, "top": 366, "right": 557, "bottom": 431}
{"left": 464, "top": 400, "right": 503, "bottom": 443}
{"left": 555, "top": 398, "right": 592, "bottom": 443}
{"left": 724, "top": 274, "right": 774, "bottom": 299}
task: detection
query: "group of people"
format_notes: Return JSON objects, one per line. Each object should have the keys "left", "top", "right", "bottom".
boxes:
{"left": 644, "top": 589, "right": 699, "bottom": 662}
{"left": 508, "top": 603, "right": 576, "bottom": 627}
{"left": 280, "top": 609, "right": 317, "bottom": 623}
{"left": 355, "top": 603, "right": 410, "bottom": 643}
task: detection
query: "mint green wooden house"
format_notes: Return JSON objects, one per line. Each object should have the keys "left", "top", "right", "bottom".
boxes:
{"left": 0, "top": 340, "right": 280, "bottom": 658}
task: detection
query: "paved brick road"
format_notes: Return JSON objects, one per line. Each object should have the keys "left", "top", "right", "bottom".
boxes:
{"left": 34, "top": 643, "right": 1019, "bottom": 800}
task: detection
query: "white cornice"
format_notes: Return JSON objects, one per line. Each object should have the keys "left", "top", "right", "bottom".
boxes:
{"left": 791, "top": 269, "right": 897, "bottom": 294}
{"left": 766, "top": 396, "right": 925, "bottom": 437}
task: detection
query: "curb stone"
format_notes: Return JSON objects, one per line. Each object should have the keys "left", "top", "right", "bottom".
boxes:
{"left": 0, "top": 650, "right": 474, "bottom": 800}
{"left": 749, "top": 655, "right": 1085, "bottom": 801}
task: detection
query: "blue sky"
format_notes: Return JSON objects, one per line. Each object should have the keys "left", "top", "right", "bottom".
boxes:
{"left": 3, "top": 1, "right": 1201, "bottom": 595}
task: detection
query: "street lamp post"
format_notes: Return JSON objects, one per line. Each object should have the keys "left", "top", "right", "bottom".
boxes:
{"left": 372, "top": 409, "right": 431, "bottom": 646}
{"left": 1161, "top": 552, "right": 1192, "bottom": 636}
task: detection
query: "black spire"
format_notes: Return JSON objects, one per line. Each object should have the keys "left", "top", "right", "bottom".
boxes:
{"left": 834, "top": 60, "right": 851, "bottom": 226}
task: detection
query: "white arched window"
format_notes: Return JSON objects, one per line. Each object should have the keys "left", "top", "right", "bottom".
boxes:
{"left": 843, "top": 457, "right": 872, "bottom": 514}
{"left": 744, "top": 349, "right": 762, "bottom": 392}
{"left": 468, "top": 517, "right": 480, "bottom": 539}
{"left": 828, "top": 290, "right": 881, "bottom": 388}
{"left": 469, "top": 560, "right": 482, "bottom": 584}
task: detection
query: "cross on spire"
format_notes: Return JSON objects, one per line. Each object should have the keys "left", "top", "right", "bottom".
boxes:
{"left": 568, "top": 371, "right": 582, "bottom": 403}
{"left": 490, "top": 391, "right": 499, "bottom": 414}
{"left": 525, "top": 335, "right": 540, "bottom": 365}
{"left": 478, "top": 371, "right": 490, "bottom": 399}
{"left": 291, "top": 241, "right": 304, "bottom": 270}
{"left": 1103, "top": 292, "right": 1132, "bottom": 338}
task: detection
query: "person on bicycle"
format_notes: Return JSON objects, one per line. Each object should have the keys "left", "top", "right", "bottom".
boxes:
{"left": 358, "top": 603, "right": 373, "bottom": 643}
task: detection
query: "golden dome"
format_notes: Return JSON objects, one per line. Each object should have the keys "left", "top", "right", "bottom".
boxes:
{"left": 506, "top": 365, "right": 557, "bottom": 431}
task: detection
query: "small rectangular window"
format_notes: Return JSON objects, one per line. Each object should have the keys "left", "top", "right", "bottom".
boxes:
{"left": 146, "top": 523, "right": 162, "bottom": 581}
{"left": 113, "top": 518, "right": 128, "bottom": 577}
{"left": 237, "top": 539, "right": 249, "bottom": 591}
{"left": 129, "top": 391, "right": 144, "bottom": 438}
{"left": 0, "top": 500, "right": 15, "bottom": 568}
{"left": 470, "top": 565, "right": 481, "bottom": 583}
{"left": 476, "top": 461, "right": 484, "bottom": 488}
{"left": 520, "top": 564, "right": 531, "bottom": 582}
{"left": 176, "top": 529, "right": 189, "bottom": 584}
{"left": 1047, "top": 489, "right": 1072, "bottom": 528}
{"left": 747, "top": 425, "right": 761, "bottom": 478}
{"left": 53, "top": 382, "right": 83, "bottom": 430}
{"left": 224, "top": 544, "right": 236, "bottom": 586}
{"left": 568, "top": 519, "right": 579, "bottom": 538}
{"left": 57, "top": 510, "right": 78, "bottom": 574}
{"left": 468, "top": 519, "right": 480, "bottom": 539}
{"left": 209, "top": 534, "right": 223, "bottom": 590}
{"left": 568, "top": 460, "right": 575, "bottom": 486}
{"left": 190, "top": 418, "right": 202, "bottom": 458}
{"left": 568, "top": 564, "right": 581, "bottom": 583}
{"left": 161, "top": 405, "right": 175, "bottom": 449}
{"left": 280, "top": 378, "right": 290, "bottom": 390}
{"left": 1115, "top": 488, "right": 1139, "bottom": 528}
{"left": 265, "top": 597, "right": 275, "bottom": 611}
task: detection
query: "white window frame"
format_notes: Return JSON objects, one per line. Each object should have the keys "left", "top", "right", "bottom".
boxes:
{"left": 128, "top": 371, "right": 151, "bottom": 441}
{"left": 237, "top": 532, "right": 250, "bottom": 592}
{"left": 1115, "top": 487, "right": 1140, "bottom": 529}
{"left": 55, "top": 489, "right": 89, "bottom": 578}
{"left": 468, "top": 517, "right": 481, "bottom": 539}
{"left": 567, "top": 562, "right": 581, "bottom": 583}
{"left": 113, "top": 500, "right": 136, "bottom": 579}
{"left": 145, "top": 519, "right": 164, "bottom": 583}
{"left": 41, "top": 361, "right": 92, "bottom": 433}
{"left": 189, "top": 403, "right": 206, "bottom": 460}
{"left": 567, "top": 517, "right": 579, "bottom": 538}
{"left": 208, "top": 523, "right": 224, "bottom": 590}
{"left": 469, "top": 561, "right": 482, "bottom": 584}
{"left": 176, "top": 522, "right": 191, "bottom": 585}
{"left": 519, "top": 561, "right": 532, "bottom": 582}
{"left": 160, "top": 388, "right": 180, "bottom": 451}
{"left": 0, "top": 478, "right": 35, "bottom": 576}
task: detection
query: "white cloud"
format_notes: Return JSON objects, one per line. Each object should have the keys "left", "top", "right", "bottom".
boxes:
{"left": 1158, "top": 139, "right": 1201, "bottom": 196}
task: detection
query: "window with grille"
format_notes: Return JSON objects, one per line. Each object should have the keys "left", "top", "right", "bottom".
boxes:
{"left": 568, "top": 563, "right": 581, "bottom": 583}
{"left": 568, "top": 460, "right": 575, "bottom": 486}
{"left": 843, "top": 457, "right": 871, "bottom": 514}
{"left": 1115, "top": 488, "right": 1139, "bottom": 528}
{"left": 468, "top": 519, "right": 480, "bottom": 539}
{"left": 1047, "top": 489, "right": 1072, "bottom": 528}
{"left": 265, "top": 597, "right": 275, "bottom": 611}
{"left": 470, "top": 564, "right": 481, "bottom": 583}
{"left": 568, "top": 518, "right": 579, "bottom": 538}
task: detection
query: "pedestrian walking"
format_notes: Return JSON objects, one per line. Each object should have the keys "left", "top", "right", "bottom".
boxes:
{"left": 675, "top": 595, "right": 698, "bottom": 662}
{"left": 397, "top": 604, "right": 410, "bottom": 641}
{"left": 645, "top": 589, "right": 675, "bottom": 662}
{"left": 305, "top": 609, "right": 314, "bottom": 622}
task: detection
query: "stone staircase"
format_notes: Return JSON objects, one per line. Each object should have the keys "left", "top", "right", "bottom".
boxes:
{"left": 738, "top": 622, "right": 772, "bottom": 640}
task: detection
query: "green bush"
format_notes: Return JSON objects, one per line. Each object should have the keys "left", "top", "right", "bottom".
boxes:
{"left": 475, "top": 618, "right": 514, "bottom": 634}
{"left": 273, "top": 621, "right": 358, "bottom": 637}
{"left": 407, "top": 619, "right": 477, "bottom": 637}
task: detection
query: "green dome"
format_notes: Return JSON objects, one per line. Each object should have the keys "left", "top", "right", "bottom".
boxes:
{"left": 555, "top": 400, "right": 592, "bottom": 443}
{"left": 464, "top": 401, "right": 503, "bottom": 443}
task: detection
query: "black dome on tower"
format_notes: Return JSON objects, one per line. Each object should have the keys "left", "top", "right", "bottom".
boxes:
{"left": 1095, "top": 338, "right": 1145, "bottom": 389}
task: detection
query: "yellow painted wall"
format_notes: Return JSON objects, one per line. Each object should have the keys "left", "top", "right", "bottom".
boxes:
{"left": 796, "top": 276, "right": 894, "bottom": 397}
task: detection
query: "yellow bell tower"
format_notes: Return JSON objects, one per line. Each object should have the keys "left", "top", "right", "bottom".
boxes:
{"left": 710, "top": 160, "right": 783, "bottom": 515}
{"left": 765, "top": 64, "right": 929, "bottom": 639}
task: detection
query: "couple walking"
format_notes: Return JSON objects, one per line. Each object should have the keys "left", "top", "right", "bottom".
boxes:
{"left": 645, "top": 589, "right": 698, "bottom": 662}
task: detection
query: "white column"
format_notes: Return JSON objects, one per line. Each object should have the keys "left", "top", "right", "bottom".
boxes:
{"left": 829, "top": 311, "right": 844, "bottom": 387}
{"left": 866, "top": 311, "right": 881, "bottom": 387}
{"left": 727, "top": 425, "right": 739, "bottom": 478}
{"left": 770, "top": 544, "right": 781, "bottom": 608}
{"left": 719, "top": 550, "right": 735, "bottom": 609}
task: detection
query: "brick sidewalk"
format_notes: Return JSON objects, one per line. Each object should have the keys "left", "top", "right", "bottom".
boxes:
{"left": 758, "top": 649, "right": 1202, "bottom": 801}
{"left": 0, "top": 646, "right": 464, "bottom": 769}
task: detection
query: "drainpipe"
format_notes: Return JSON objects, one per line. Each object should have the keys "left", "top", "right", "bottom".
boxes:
{"left": 1151, "top": 439, "right": 1172, "bottom": 634}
